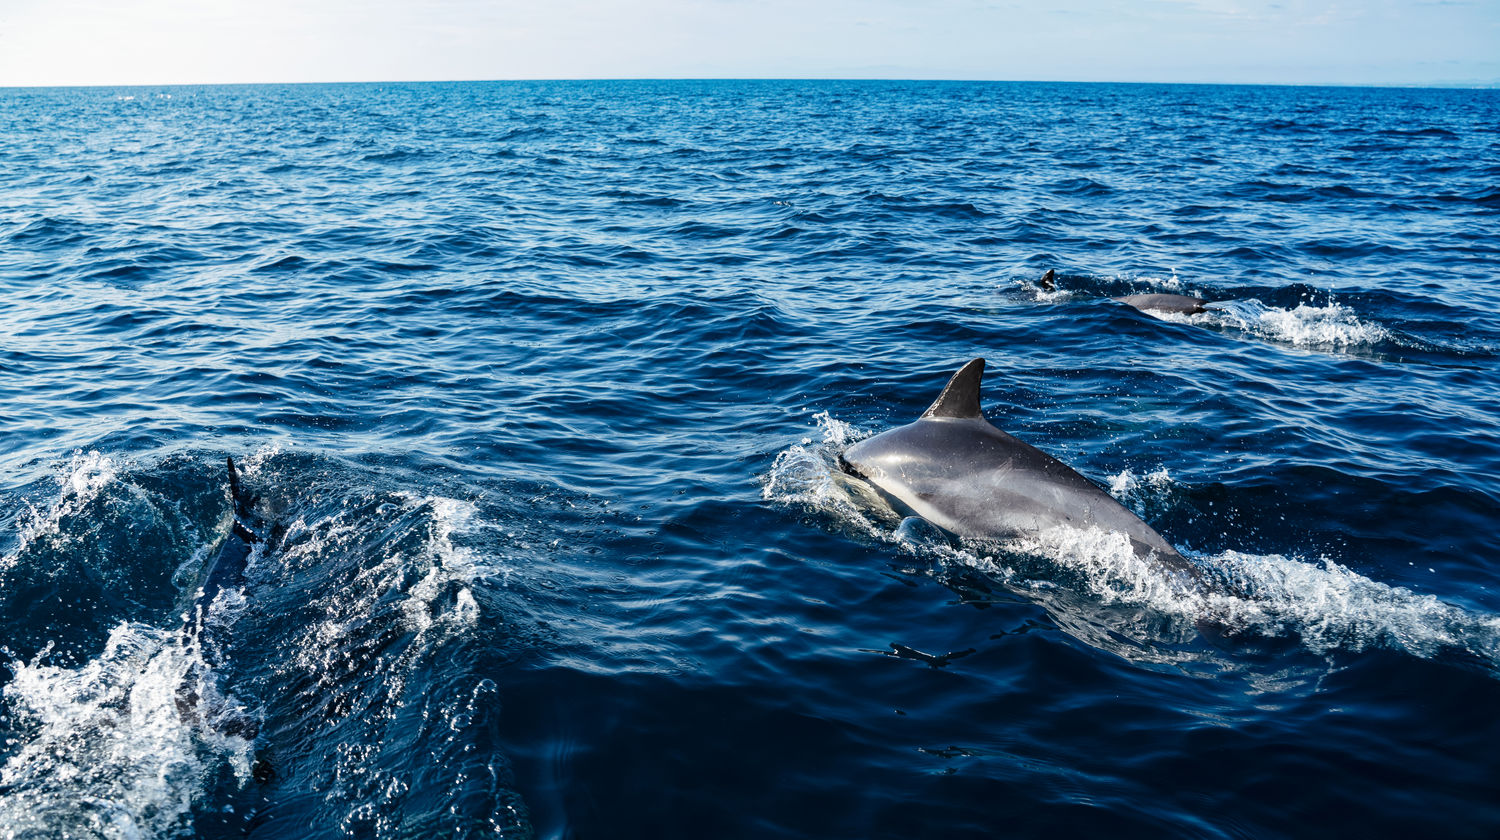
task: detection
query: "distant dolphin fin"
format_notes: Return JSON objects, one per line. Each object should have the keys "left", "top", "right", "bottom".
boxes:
{"left": 227, "top": 456, "right": 243, "bottom": 505}
{"left": 922, "top": 358, "right": 986, "bottom": 420}
{"left": 226, "top": 456, "right": 259, "bottom": 535}
{"left": 1038, "top": 269, "right": 1055, "bottom": 291}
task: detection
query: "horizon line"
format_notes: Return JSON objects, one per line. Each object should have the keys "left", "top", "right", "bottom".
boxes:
{"left": 3, "top": 76, "right": 1498, "bottom": 93}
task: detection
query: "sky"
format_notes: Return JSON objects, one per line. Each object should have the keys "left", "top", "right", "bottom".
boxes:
{"left": 0, "top": 0, "right": 1496, "bottom": 88}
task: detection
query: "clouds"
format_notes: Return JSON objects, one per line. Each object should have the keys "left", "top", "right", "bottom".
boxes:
{"left": 0, "top": 0, "right": 1495, "bottom": 86}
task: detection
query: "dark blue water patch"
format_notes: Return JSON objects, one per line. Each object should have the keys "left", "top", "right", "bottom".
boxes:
{"left": 1050, "top": 177, "right": 1114, "bottom": 198}
{"left": 1437, "top": 187, "right": 1500, "bottom": 207}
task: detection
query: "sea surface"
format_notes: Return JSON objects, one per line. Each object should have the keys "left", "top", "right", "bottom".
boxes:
{"left": 1, "top": 80, "right": 1498, "bottom": 839}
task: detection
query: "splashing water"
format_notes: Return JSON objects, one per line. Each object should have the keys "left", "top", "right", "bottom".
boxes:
{"left": 765, "top": 416, "right": 1500, "bottom": 673}
{"left": 1183, "top": 299, "right": 1392, "bottom": 348}
{"left": 0, "top": 623, "right": 255, "bottom": 840}
{"left": 761, "top": 412, "right": 887, "bottom": 533}
{"left": 401, "top": 496, "right": 486, "bottom": 638}
{"left": 11, "top": 451, "right": 122, "bottom": 555}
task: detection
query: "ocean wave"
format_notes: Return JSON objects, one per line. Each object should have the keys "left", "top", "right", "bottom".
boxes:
{"left": 11, "top": 450, "right": 121, "bottom": 554}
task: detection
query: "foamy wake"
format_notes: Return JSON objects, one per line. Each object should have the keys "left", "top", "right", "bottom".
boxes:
{"left": 401, "top": 495, "right": 483, "bottom": 637}
{"left": 1161, "top": 298, "right": 1391, "bottom": 348}
{"left": 0, "top": 450, "right": 257, "bottom": 838}
{"left": 0, "top": 623, "right": 255, "bottom": 840}
{"left": 765, "top": 420, "right": 1500, "bottom": 672}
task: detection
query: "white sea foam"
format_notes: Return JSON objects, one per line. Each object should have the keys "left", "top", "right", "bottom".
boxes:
{"left": 11, "top": 451, "right": 121, "bottom": 555}
{"left": 0, "top": 623, "right": 254, "bottom": 840}
{"left": 1015, "top": 277, "right": 1076, "bottom": 305}
{"left": 1176, "top": 299, "right": 1391, "bottom": 348}
{"left": 401, "top": 496, "right": 483, "bottom": 637}
{"left": 765, "top": 418, "right": 1500, "bottom": 672}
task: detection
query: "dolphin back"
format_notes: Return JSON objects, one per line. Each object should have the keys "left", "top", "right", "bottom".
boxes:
{"left": 1112, "top": 293, "right": 1207, "bottom": 315}
{"left": 189, "top": 457, "right": 263, "bottom": 636}
{"left": 842, "top": 360, "right": 1197, "bottom": 578}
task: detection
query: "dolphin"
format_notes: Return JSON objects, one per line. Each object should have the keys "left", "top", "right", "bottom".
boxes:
{"left": 838, "top": 359, "right": 1201, "bottom": 582}
{"left": 1111, "top": 293, "right": 1209, "bottom": 315}
{"left": 182, "top": 456, "right": 263, "bottom": 656}
{"left": 174, "top": 457, "right": 281, "bottom": 808}
{"left": 176, "top": 456, "right": 266, "bottom": 744}
{"left": 1034, "top": 270, "right": 1215, "bottom": 316}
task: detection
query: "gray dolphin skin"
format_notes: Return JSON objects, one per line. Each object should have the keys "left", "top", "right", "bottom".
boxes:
{"left": 1111, "top": 293, "right": 1209, "bottom": 315}
{"left": 839, "top": 359, "right": 1201, "bottom": 581}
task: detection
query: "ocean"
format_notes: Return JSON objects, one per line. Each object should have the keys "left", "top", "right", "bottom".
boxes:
{"left": 1, "top": 79, "right": 1498, "bottom": 838}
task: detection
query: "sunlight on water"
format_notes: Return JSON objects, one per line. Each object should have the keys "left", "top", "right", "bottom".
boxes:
{"left": 11, "top": 451, "right": 121, "bottom": 556}
{"left": 0, "top": 623, "right": 253, "bottom": 840}
{"left": 401, "top": 496, "right": 484, "bottom": 638}
{"left": 3, "top": 80, "right": 1498, "bottom": 837}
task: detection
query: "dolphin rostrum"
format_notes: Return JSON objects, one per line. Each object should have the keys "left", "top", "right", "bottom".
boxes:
{"left": 839, "top": 359, "right": 1201, "bottom": 582}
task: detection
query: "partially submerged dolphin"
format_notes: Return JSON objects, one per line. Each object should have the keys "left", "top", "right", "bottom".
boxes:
{"left": 182, "top": 456, "right": 263, "bottom": 655}
{"left": 1111, "top": 293, "right": 1209, "bottom": 315}
{"left": 839, "top": 359, "right": 1201, "bottom": 582}
{"left": 176, "top": 456, "right": 265, "bottom": 742}
{"left": 1036, "top": 269, "right": 1214, "bottom": 316}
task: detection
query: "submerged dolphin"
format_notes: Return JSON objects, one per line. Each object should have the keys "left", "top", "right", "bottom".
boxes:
{"left": 170, "top": 456, "right": 276, "bottom": 806}
{"left": 176, "top": 456, "right": 266, "bottom": 742}
{"left": 1036, "top": 270, "right": 1214, "bottom": 316}
{"left": 839, "top": 359, "right": 1200, "bottom": 582}
{"left": 182, "top": 456, "right": 263, "bottom": 653}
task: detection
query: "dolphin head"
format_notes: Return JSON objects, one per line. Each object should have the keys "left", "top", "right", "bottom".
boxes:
{"left": 839, "top": 358, "right": 989, "bottom": 486}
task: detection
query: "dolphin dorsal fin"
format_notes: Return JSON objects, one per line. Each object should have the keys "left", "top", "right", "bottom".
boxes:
{"left": 922, "top": 358, "right": 986, "bottom": 419}
{"left": 226, "top": 456, "right": 255, "bottom": 518}
{"left": 227, "top": 456, "right": 242, "bottom": 502}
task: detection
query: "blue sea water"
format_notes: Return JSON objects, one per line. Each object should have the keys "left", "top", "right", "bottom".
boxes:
{"left": 1, "top": 79, "right": 1499, "bottom": 838}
